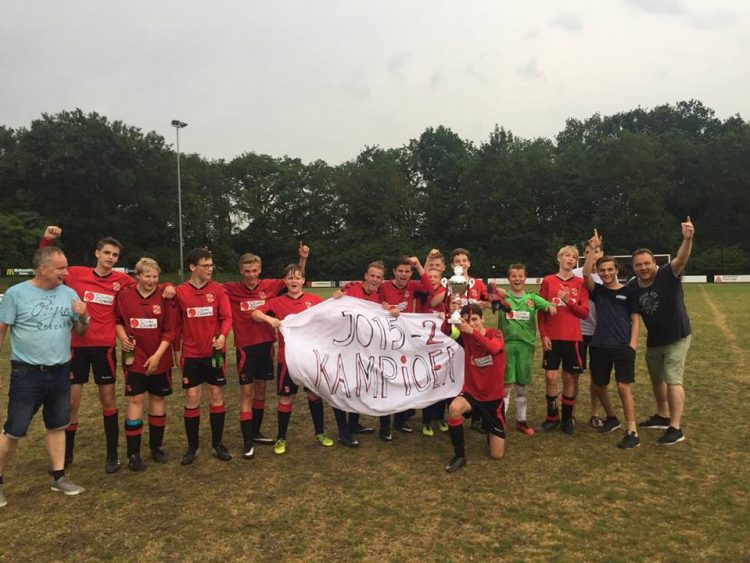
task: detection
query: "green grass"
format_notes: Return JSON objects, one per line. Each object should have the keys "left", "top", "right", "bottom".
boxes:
{"left": 0, "top": 283, "right": 749, "bottom": 561}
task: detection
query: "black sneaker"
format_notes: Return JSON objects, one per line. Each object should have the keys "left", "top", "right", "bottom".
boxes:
{"left": 560, "top": 418, "right": 576, "bottom": 436}
{"left": 105, "top": 455, "right": 121, "bottom": 474}
{"left": 378, "top": 430, "right": 393, "bottom": 442}
{"left": 128, "top": 453, "right": 146, "bottom": 472}
{"left": 180, "top": 449, "right": 198, "bottom": 465}
{"left": 394, "top": 423, "right": 413, "bottom": 434}
{"left": 350, "top": 424, "right": 375, "bottom": 435}
{"left": 338, "top": 436, "right": 360, "bottom": 448}
{"left": 600, "top": 416, "right": 622, "bottom": 434}
{"left": 657, "top": 426, "right": 685, "bottom": 446}
{"left": 212, "top": 444, "right": 232, "bottom": 461}
{"left": 537, "top": 418, "right": 560, "bottom": 433}
{"left": 251, "top": 433, "right": 276, "bottom": 445}
{"left": 242, "top": 442, "right": 255, "bottom": 460}
{"left": 617, "top": 431, "right": 641, "bottom": 449}
{"left": 150, "top": 447, "right": 168, "bottom": 464}
{"left": 638, "top": 414, "right": 670, "bottom": 429}
{"left": 445, "top": 456, "right": 467, "bottom": 473}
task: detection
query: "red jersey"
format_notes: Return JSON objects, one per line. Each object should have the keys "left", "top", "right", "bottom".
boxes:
{"left": 116, "top": 286, "right": 177, "bottom": 373}
{"left": 224, "top": 279, "right": 285, "bottom": 348}
{"left": 416, "top": 285, "right": 445, "bottom": 314}
{"left": 257, "top": 292, "right": 323, "bottom": 364}
{"left": 379, "top": 273, "right": 431, "bottom": 313}
{"left": 175, "top": 280, "right": 232, "bottom": 359}
{"left": 66, "top": 266, "right": 135, "bottom": 347}
{"left": 538, "top": 274, "right": 589, "bottom": 342}
{"left": 460, "top": 328, "right": 505, "bottom": 402}
{"left": 342, "top": 282, "right": 384, "bottom": 303}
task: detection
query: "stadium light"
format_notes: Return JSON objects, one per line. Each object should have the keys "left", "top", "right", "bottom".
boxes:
{"left": 171, "top": 120, "right": 188, "bottom": 279}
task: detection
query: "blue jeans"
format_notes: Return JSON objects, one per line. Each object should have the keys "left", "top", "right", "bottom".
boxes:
{"left": 3, "top": 362, "right": 71, "bottom": 439}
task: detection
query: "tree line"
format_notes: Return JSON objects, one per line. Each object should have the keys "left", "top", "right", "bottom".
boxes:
{"left": 0, "top": 100, "right": 748, "bottom": 278}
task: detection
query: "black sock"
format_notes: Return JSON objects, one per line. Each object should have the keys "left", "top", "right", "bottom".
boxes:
{"left": 240, "top": 411, "right": 253, "bottom": 445}
{"left": 546, "top": 394, "right": 559, "bottom": 419}
{"left": 562, "top": 395, "right": 576, "bottom": 422}
{"left": 184, "top": 406, "right": 200, "bottom": 451}
{"left": 333, "top": 408, "right": 349, "bottom": 438}
{"left": 51, "top": 469, "right": 65, "bottom": 481}
{"left": 251, "top": 399, "right": 265, "bottom": 435}
{"left": 103, "top": 408, "right": 119, "bottom": 458}
{"left": 277, "top": 404, "right": 292, "bottom": 439}
{"left": 124, "top": 419, "right": 143, "bottom": 457}
{"left": 308, "top": 399, "right": 325, "bottom": 435}
{"left": 380, "top": 415, "right": 391, "bottom": 433}
{"left": 348, "top": 412, "right": 360, "bottom": 432}
{"left": 448, "top": 421, "right": 466, "bottom": 458}
{"left": 148, "top": 414, "right": 166, "bottom": 450}
{"left": 209, "top": 404, "right": 226, "bottom": 446}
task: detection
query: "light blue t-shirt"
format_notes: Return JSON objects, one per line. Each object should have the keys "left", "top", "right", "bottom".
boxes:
{"left": 0, "top": 281, "right": 80, "bottom": 365}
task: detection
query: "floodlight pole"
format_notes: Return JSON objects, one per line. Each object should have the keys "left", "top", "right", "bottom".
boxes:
{"left": 171, "top": 120, "right": 188, "bottom": 279}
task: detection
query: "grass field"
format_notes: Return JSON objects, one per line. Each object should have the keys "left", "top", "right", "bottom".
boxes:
{"left": 0, "top": 282, "right": 748, "bottom": 561}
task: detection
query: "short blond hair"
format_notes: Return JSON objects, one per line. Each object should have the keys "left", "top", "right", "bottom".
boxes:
{"left": 238, "top": 253, "right": 261, "bottom": 268}
{"left": 135, "top": 257, "right": 161, "bottom": 274}
{"left": 557, "top": 245, "right": 579, "bottom": 259}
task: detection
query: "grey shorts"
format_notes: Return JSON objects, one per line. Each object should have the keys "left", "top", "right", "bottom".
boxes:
{"left": 645, "top": 335, "right": 691, "bottom": 385}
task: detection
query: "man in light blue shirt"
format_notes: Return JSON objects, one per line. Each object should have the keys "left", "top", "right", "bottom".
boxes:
{"left": 0, "top": 246, "right": 90, "bottom": 507}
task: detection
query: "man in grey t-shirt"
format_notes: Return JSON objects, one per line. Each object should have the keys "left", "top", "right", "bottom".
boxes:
{"left": 0, "top": 246, "right": 90, "bottom": 507}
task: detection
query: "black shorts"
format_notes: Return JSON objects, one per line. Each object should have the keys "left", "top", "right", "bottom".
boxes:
{"left": 460, "top": 392, "right": 507, "bottom": 438}
{"left": 542, "top": 340, "right": 584, "bottom": 374}
{"left": 590, "top": 346, "right": 636, "bottom": 386}
{"left": 581, "top": 335, "right": 593, "bottom": 370}
{"left": 276, "top": 363, "right": 299, "bottom": 397}
{"left": 125, "top": 370, "right": 173, "bottom": 397}
{"left": 236, "top": 342, "right": 275, "bottom": 385}
{"left": 70, "top": 346, "right": 116, "bottom": 385}
{"left": 181, "top": 357, "right": 227, "bottom": 389}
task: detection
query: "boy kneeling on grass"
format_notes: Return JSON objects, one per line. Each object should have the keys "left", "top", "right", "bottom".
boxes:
{"left": 444, "top": 303, "right": 507, "bottom": 473}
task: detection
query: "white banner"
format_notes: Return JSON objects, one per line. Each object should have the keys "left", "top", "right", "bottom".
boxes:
{"left": 280, "top": 296, "right": 464, "bottom": 416}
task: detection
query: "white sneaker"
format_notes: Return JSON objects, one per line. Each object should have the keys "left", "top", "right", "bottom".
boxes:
{"left": 0, "top": 487, "right": 7, "bottom": 507}
{"left": 51, "top": 476, "right": 85, "bottom": 496}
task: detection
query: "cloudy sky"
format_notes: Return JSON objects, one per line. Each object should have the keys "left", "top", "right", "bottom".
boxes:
{"left": 2, "top": 0, "right": 748, "bottom": 163}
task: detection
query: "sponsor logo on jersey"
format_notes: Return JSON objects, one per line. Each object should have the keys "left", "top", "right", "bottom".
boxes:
{"left": 396, "top": 301, "right": 408, "bottom": 312}
{"left": 472, "top": 354, "right": 494, "bottom": 367}
{"left": 113, "top": 282, "right": 121, "bottom": 292}
{"left": 526, "top": 299, "right": 534, "bottom": 308}
{"left": 240, "top": 300, "right": 264, "bottom": 312}
{"left": 259, "top": 291, "right": 266, "bottom": 299}
{"left": 552, "top": 297, "right": 567, "bottom": 306}
{"left": 130, "top": 318, "right": 158, "bottom": 329}
{"left": 507, "top": 310, "right": 530, "bottom": 321}
{"left": 305, "top": 301, "right": 313, "bottom": 308}
{"left": 206, "top": 293, "right": 215, "bottom": 303}
{"left": 187, "top": 306, "right": 214, "bottom": 318}
{"left": 83, "top": 291, "right": 115, "bottom": 306}
{"left": 616, "top": 294, "right": 628, "bottom": 301}
{"left": 152, "top": 305, "right": 161, "bottom": 315}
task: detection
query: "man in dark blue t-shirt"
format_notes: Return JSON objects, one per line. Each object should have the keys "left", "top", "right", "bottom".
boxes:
{"left": 627, "top": 218, "right": 694, "bottom": 446}
{"left": 583, "top": 230, "right": 641, "bottom": 449}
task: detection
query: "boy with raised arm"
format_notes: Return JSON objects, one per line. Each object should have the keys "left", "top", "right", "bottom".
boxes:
{"left": 582, "top": 231, "right": 641, "bottom": 449}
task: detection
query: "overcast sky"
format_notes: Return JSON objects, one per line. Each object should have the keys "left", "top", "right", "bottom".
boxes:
{"left": 2, "top": 0, "right": 748, "bottom": 163}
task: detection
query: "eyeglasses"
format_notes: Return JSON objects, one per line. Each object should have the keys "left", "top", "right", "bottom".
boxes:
{"left": 196, "top": 263, "right": 214, "bottom": 270}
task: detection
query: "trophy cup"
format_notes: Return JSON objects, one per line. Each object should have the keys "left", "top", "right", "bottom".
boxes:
{"left": 443, "top": 266, "right": 470, "bottom": 324}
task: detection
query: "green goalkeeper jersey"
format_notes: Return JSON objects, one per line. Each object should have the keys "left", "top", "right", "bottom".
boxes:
{"left": 498, "top": 291, "right": 552, "bottom": 346}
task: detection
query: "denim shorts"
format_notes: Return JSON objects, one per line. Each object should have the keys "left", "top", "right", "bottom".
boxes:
{"left": 3, "top": 362, "right": 71, "bottom": 439}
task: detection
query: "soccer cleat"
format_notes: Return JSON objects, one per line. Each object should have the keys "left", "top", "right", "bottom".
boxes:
{"left": 212, "top": 444, "right": 232, "bottom": 461}
{"left": 394, "top": 423, "right": 413, "bottom": 434}
{"left": 560, "top": 418, "right": 576, "bottom": 436}
{"left": 638, "top": 414, "right": 670, "bottom": 430}
{"left": 251, "top": 433, "right": 276, "bottom": 445}
{"left": 0, "top": 488, "right": 6, "bottom": 508}
{"left": 150, "top": 447, "right": 168, "bottom": 464}
{"left": 273, "top": 439, "right": 287, "bottom": 455}
{"left": 180, "top": 449, "right": 198, "bottom": 465}
{"left": 617, "top": 431, "right": 641, "bottom": 449}
{"left": 537, "top": 418, "right": 560, "bottom": 433}
{"left": 379, "top": 431, "right": 393, "bottom": 442}
{"left": 314, "top": 433, "right": 334, "bottom": 447}
{"left": 128, "top": 454, "right": 147, "bottom": 472}
{"left": 438, "top": 419, "right": 449, "bottom": 432}
{"left": 350, "top": 424, "right": 375, "bottom": 435}
{"left": 50, "top": 476, "right": 85, "bottom": 496}
{"left": 422, "top": 425, "right": 434, "bottom": 437}
{"left": 337, "top": 436, "right": 360, "bottom": 448}
{"left": 242, "top": 443, "right": 255, "bottom": 460}
{"left": 600, "top": 416, "right": 622, "bottom": 434}
{"left": 516, "top": 421, "right": 535, "bottom": 436}
{"left": 657, "top": 426, "right": 685, "bottom": 446}
{"left": 589, "top": 415, "right": 604, "bottom": 429}
{"left": 445, "top": 456, "right": 467, "bottom": 473}
{"left": 105, "top": 455, "right": 121, "bottom": 474}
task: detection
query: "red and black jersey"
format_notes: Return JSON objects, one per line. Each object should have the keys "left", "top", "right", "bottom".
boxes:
{"left": 175, "top": 280, "right": 232, "bottom": 359}
{"left": 538, "top": 274, "right": 589, "bottom": 342}
{"left": 342, "top": 282, "right": 384, "bottom": 303}
{"left": 66, "top": 266, "right": 135, "bottom": 347}
{"left": 460, "top": 328, "right": 505, "bottom": 402}
{"left": 116, "top": 286, "right": 177, "bottom": 373}
{"left": 224, "top": 279, "right": 285, "bottom": 348}
{"left": 257, "top": 292, "right": 323, "bottom": 364}
{"left": 379, "top": 273, "right": 431, "bottom": 313}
